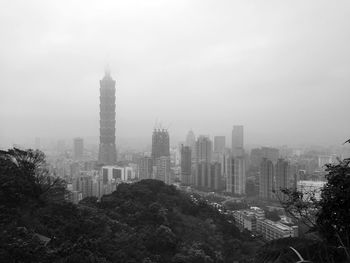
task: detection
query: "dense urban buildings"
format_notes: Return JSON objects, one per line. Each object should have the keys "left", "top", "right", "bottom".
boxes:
{"left": 98, "top": 69, "right": 117, "bottom": 165}
{"left": 17, "top": 68, "right": 343, "bottom": 254}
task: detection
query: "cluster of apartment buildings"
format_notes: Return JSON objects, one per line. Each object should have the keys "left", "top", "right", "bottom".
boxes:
{"left": 232, "top": 207, "right": 298, "bottom": 241}
{"left": 61, "top": 70, "right": 330, "bottom": 204}
{"left": 136, "top": 126, "right": 247, "bottom": 195}
{"left": 252, "top": 145, "right": 329, "bottom": 202}
{"left": 67, "top": 165, "right": 137, "bottom": 203}
{"left": 136, "top": 129, "right": 172, "bottom": 184}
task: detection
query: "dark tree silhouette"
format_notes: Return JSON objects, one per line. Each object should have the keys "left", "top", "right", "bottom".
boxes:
{"left": 0, "top": 148, "right": 66, "bottom": 207}
{"left": 279, "top": 142, "right": 350, "bottom": 262}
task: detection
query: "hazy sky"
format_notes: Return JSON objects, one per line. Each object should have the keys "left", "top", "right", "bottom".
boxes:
{"left": 1, "top": 0, "right": 350, "bottom": 148}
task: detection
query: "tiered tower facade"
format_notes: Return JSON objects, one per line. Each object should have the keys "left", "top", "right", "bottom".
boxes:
{"left": 98, "top": 70, "right": 117, "bottom": 165}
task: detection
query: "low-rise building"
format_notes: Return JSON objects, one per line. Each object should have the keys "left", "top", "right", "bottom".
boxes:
{"left": 257, "top": 219, "right": 298, "bottom": 241}
{"left": 233, "top": 210, "right": 257, "bottom": 231}
{"left": 232, "top": 207, "right": 265, "bottom": 232}
{"left": 101, "top": 165, "right": 135, "bottom": 183}
{"left": 232, "top": 207, "right": 298, "bottom": 241}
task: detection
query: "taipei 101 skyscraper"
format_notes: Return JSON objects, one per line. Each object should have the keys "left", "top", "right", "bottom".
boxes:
{"left": 98, "top": 68, "right": 117, "bottom": 165}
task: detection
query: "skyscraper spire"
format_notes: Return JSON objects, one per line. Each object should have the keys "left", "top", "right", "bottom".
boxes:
{"left": 104, "top": 63, "right": 111, "bottom": 77}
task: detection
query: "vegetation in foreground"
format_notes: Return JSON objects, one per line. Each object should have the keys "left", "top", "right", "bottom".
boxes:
{"left": 1, "top": 148, "right": 350, "bottom": 263}
{"left": 0, "top": 148, "right": 259, "bottom": 263}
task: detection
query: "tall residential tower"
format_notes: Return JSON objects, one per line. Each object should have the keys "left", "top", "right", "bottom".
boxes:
{"left": 232, "top": 125, "right": 244, "bottom": 157}
{"left": 151, "top": 129, "right": 170, "bottom": 184}
{"left": 152, "top": 129, "right": 170, "bottom": 160}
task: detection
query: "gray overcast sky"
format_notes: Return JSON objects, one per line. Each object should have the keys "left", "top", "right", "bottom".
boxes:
{"left": 0, "top": 0, "right": 349, "bottom": 148}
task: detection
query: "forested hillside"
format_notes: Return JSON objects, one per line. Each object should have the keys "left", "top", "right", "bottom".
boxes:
{"left": 0, "top": 149, "right": 258, "bottom": 262}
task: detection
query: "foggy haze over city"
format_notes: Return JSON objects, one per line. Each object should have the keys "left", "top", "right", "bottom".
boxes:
{"left": 2, "top": 2, "right": 350, "bottom": 262}
{"left": 1, "top": 0, "right": 350, "bottom": 148}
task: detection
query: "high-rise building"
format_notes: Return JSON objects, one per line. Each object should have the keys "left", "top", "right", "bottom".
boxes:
{"left": 225, "top": 155, "right": 235, "bottom": 193}
{"left": 261, "top": 147, "right": 279, "bottom": 164}
{"left": 260, "top": 158, "right": 275, "bottom": 200}
{"left": 232, "top": 125, "right": 244, "bottom": 157}
{"left": 151, "top": 129, "right": 171, "bottom": 184}
{"left": 98, "top": 69, "right": 117, "bottom": 165}
{"left": 152, "top": 129, "right": 170, "bottom": 161}
{"left": 210, "top": 162, "right": 222, "bottom": 191}
{"left": 194, "top": 162, "right": 210, "bottom": 188}
{"left": 275, "top": 159, "right": 290, "bottom": 200}
{"left": 225, "top": 155, "right": 245, "bottom": 195}
{"left": 186, "top": 130, "right": 196, "bottom": 148}
{"left": 230, "top": 126, "right": 246, "bottom": 195}
{"left": 154, "top": 156, "right": 171, "bottom": 184}
{"left": 214, "top": 136, "right": 226, "bottom": 153}
{"left": 180, "top": 145, "right": 192, "bottom": 185}
{"left": 138, "top": 156, "right": 153, "bottom": 180}
{"left": 250, "top": 147, "right": 279, "bottom": 167}
{"left": 73, "top": 175, "right": 93, "bottom": 199}
{"left": 195, "top": 136, "right": 212, "bottom": 163}
{"left": 73, "top": 137, "right": 84, "bottom": 160}
{"left": 234, "top": 156, "right": 246, "bottom": 195}
{"left": 186, "top": 130, "right": 196, "bottom": 162}
{"left": 220, "top": 148, "right": 231, "bottom": 180}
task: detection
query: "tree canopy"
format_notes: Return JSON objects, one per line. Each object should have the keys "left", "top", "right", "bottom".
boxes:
{"left": 0, "top": 148, "right": 258, "bottom": 263}
{"left": 279, "top": 154, "right": 350, "bottom": 262}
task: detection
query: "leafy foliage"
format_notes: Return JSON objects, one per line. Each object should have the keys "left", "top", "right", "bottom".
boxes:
{"left": 0, "top": 148, "right": 66, "bottom": 209}
{"left": 317, "top": 158, "right": 350, "bottom": 249}
{"left": 0, "top": 149, "right": 258, "bottom": 263}
{"left": 278, "top": 153, "right": 350, "bottom": 262}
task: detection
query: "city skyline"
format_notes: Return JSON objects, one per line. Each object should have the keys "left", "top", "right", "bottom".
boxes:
{"left": 1, "top": 2, "right": 350, "bottom": 262}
